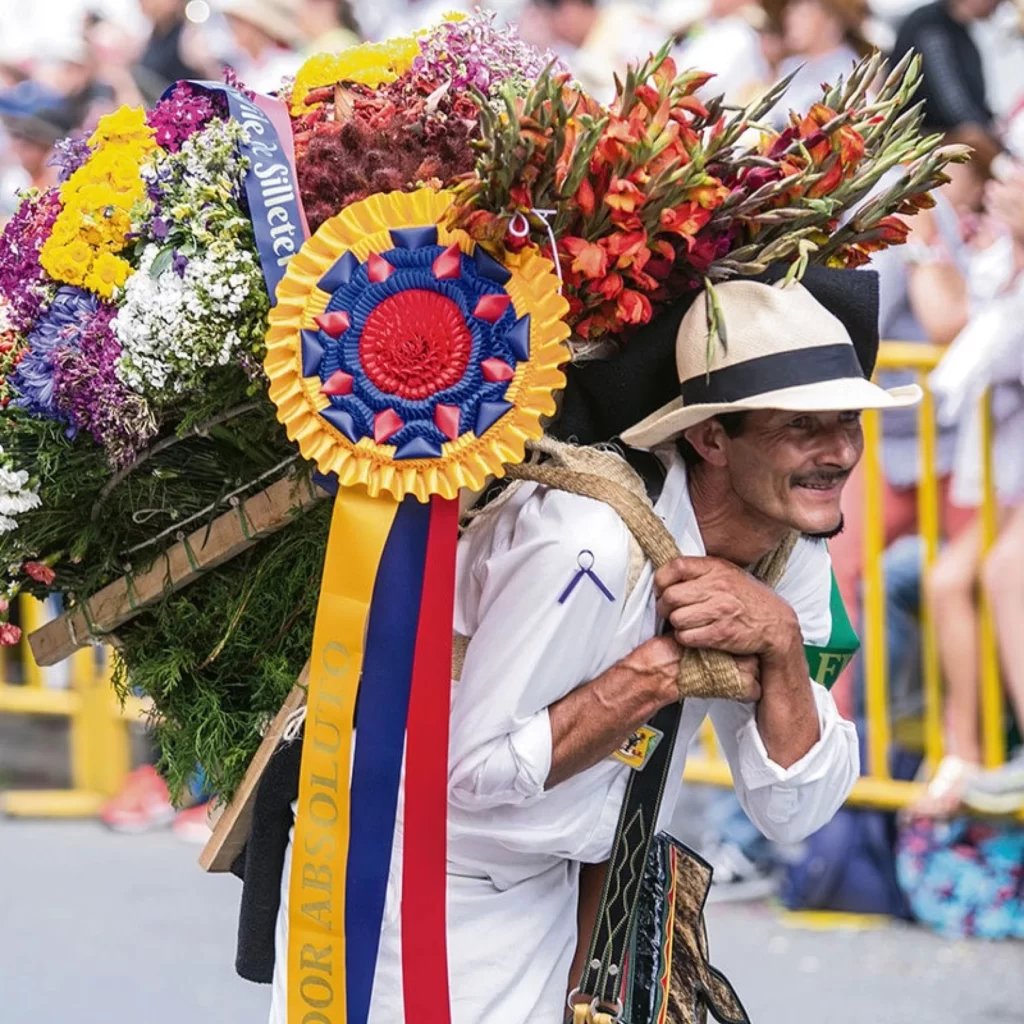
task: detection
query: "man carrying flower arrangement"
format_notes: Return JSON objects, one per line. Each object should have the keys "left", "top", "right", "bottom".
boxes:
{"left": 0, "top": 10, "right": 965, "bottom": 1023}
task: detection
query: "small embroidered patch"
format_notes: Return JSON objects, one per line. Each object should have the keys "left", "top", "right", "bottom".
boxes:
{"left": 612, "top": 724, "right": 664, "bottom": 770}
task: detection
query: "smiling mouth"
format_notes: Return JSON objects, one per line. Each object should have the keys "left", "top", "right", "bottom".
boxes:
{"left": 793, "top": 474, "right": 849, "bottom": 492}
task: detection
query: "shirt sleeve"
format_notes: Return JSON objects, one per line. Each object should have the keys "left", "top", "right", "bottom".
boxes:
{"left": 447, "top": 486, "right": 632, "bottom": 811}
{"left": 707, "top": 538, "right": 859, "bottom": 842}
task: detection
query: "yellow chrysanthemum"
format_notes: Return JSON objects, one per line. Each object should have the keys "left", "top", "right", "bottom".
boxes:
{"left": 84, "top": 251, "right": 132, "bottom": 298}
{"left": 290, "top": 36, "right": 420, "bottom": 114}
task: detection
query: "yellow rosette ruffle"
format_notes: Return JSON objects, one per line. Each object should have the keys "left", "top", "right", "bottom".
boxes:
{"left": 264, "top": 187, "right": 570, "bottom": 503}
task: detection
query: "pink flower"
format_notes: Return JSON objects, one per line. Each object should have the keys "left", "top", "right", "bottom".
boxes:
{"left": 0, "top": 596, "right": 8, "bottom": 615}
{"left": 0, "top": 623, "right": 21, "bottom": 646}
{"left": 23, "top": 561, "right": 55, "bottom": 585}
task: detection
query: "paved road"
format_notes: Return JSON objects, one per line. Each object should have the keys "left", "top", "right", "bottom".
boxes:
{"left": 1, "top": 818, "right": 1021, "bottom": 1023}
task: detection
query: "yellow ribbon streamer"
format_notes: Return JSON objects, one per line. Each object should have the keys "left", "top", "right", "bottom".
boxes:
{"left": 288, "top": 487, "right": 399, "bottom": 1024}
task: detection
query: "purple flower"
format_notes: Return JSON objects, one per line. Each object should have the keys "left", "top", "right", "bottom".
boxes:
{"left": 152, "top": 217, "right": 169, "bottom": 240}
{"left": 172, "top": 251, "right": 189, "bottom": 278}
{"left": 0, "top": 189, "right": 61, "bottom": 332}
{"left": 11, "top": 286, "right": 99, "bottom": 430}
{"left": 48, "top": 135, "right": 93, "bottom": 184}
{"left": 414, "top": 12, "right": 568, "bottom": 100}
{"left": 51, "top": 306, "right": 156, "bottom": 466}
{"left": 146, "top": 82, "right": 222, "bottom": 153}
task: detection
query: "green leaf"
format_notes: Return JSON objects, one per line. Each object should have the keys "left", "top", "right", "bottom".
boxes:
{"left": 149, "top": 246, "right": 175, "bottom": 279}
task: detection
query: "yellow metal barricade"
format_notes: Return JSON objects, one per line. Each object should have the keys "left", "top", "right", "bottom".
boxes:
{"left": 684, "top": 341, "right": 1015, "bottom": 815}
{"left": 0, "top": 594, "right": 147, "bottom": 817}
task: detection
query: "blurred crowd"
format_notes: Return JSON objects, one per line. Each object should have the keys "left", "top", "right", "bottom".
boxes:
{"left": 3, "top": 0, "right": 1024, "bottom": 938}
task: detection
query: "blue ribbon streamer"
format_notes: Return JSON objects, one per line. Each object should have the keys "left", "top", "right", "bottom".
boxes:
{"left": 162, "top": 81, "right": 308, "bottom": 303}
{"left": 345, "top": 496, "right": 431, "bottom": 1023}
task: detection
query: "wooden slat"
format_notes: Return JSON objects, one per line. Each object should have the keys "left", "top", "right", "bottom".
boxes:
{"left": 199, "top": 671, "right": 308, "bottom": 873}
{"left": 28, "top": 475, "right": 328, "bottom": 667}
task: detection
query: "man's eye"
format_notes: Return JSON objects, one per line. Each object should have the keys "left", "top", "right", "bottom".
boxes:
{"left": 788, "top": 416, "right": 811, "bottom": 429}
{"left": 839, "top": 411, "right": 862, "bottom": 424}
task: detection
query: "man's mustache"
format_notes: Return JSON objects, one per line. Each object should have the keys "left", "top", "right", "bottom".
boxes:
{"left": 791, "top": 469, "right": 852, "bottom": 488}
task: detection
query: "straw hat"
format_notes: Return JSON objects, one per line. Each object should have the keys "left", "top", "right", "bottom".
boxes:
{"left": 620, "top": 279, "right": 921, "bottom": 449}
{"left": 217, "top": 0, "right": 304, "bottom": 47}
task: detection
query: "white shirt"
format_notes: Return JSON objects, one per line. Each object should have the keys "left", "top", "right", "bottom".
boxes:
{"left": 270, "top": 449, "right": 859, "bottom": 1024}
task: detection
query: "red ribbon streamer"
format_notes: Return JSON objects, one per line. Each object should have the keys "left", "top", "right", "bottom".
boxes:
{"left": 401, "top": 494, "right": 459, "bottom": 1017}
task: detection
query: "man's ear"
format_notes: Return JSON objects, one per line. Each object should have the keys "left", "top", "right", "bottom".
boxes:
{"left": 682, "top": 419, "right": 730, "bottom": 468}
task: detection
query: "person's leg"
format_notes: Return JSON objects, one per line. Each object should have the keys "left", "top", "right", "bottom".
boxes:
{"left": 913, "top": 520, "right": 983, "bottom": 816}
{"left": 981, "top": 503, "right": 1024, "bottom": 732}
{"left": 926, "top": 519, "right": 983, "bottom": 764}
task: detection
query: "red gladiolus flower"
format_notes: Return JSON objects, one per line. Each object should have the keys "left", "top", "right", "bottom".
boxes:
{"left": 594, "top": 271, "right": 624, "bottom": 300}
{"left": 604, "top": 230, "right": 649, "bottom": 270}
{"left": 562, "top": 237, "right": 609, "bottom": 279}
{"left": 808, "top": 159, "right": 844, "bottom": 198}
{"left": 635, "top": 84, "right": 661, "bottom": 113}
{"left": 0, "top": 623, "right": 21, "bottom": 646}
{"left": 576, "top": 178, "right": 596, "bottom": 217}
{"left": 616, "top": 289, "right": 653, "bottom": 325}
{"left": 23, "top": 561, "right": 55, "bottom": 585}
{"left": 674, "top": 95, "right": 709, "bottom": 119}
{"left": 660, "top": 202, "right": 711, "bottom": 242}
{"left": 876, "top": 215, "right": 912, "bottom": 245}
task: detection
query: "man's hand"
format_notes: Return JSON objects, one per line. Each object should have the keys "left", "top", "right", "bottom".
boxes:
{"left": 654, "top": 556, "right": 802, "bottom": 660}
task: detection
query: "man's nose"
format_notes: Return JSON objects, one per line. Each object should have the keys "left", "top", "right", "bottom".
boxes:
{"left": 816, "top": 422, "right": 862, "bottom": 469}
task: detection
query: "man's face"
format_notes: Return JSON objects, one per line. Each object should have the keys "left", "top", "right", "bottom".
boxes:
{"left": 719, "top": 409, "right": 863, "bottom": 537}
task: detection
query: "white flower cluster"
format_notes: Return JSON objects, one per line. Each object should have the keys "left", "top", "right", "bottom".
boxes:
{"left": 0, "top": 446, "right": 40, "bottom": 535}
{"left": 114, "top": 240, "right": 264, "bottom": 397}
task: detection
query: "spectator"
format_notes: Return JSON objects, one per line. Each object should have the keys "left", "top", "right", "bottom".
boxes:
{"left": 298, "top": 0, "right": 362, "bottom": 55}
{"left": 891, "top": 0, "right": 1004, "bottom": 173}
{"left": 667, "top": 0, "right": 770, "bottom": 104}
{"left": 217, "top": 0, "right": 307, "bottom": 94}
{"left": 523, "top": 0, "right": 666, "bottom": 102}
{"left": 0, "top": 81, "right": 69, "bottom": 217}
{"left": 919, "top": 163, "right": 1024, "bottom": 815}
{"left": 132, "top": 0, "right": 205, "bottom": 105}
{"left": 775, "top": 0, "right": 871, "bottom": 121}
{"left": 828, "top": 149, "right": 984, "bottom": 718}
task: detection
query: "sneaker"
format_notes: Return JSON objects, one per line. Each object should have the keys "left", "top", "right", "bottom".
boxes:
{"left": 172, "top": 802, "right": 213, "bottom": 844}
{"left": 99, "top": 765, "right": 176, "bottom": 833}
{"left": 962, "top": 749, "right": 1024, "bottom": 815}
{"left": 704, "top": 840, "right": 779, "bottom": 904}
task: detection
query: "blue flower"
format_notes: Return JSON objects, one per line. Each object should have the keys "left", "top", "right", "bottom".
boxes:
{"left": 11, "top": 286, "right": 98, "bottom": 432}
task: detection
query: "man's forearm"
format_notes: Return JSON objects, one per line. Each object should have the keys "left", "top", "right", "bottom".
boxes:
{"left": 545, "top": 636, "right": 681, "bottom": 790}
{"left": 756, "top": 619, "right": 820, "bottom": 769}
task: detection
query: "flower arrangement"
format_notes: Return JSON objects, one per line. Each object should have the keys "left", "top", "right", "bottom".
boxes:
{"left": 452, "top": 49, "right": 961, "bottom": 340}
{"left": 0, "top": 14, "right": 962, "bottom": 800}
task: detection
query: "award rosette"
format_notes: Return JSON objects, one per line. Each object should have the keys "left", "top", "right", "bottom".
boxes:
{"left": 263, "top": 187, "right": 569, "bottom": 1023}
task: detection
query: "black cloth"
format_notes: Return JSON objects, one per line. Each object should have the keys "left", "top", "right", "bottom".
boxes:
{"left": 231, "top": 733, "right": 303, "bottom": 984}
{"left": 133, "top": 19, "right": 202, "bottom": 106}
{"left": 550, "top": 266, "right": 880, "bottom": 447}
{"left": 891, "top": 1, "right": 992, "bottom": 134}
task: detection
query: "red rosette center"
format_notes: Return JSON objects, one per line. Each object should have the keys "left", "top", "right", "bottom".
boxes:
{"left": 358, "top": 289, "right": 473, "bottom": 400}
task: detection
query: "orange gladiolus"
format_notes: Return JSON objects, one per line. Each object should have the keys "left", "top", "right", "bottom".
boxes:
{"left": 690, "top": 181, "right": 729, "bottom": 210}
{"left": 604, "top": 177, "right": 647, "bottom": 213}
{"left": 562, "top": 237, "right": 609, "bottom": 279}
{"left": 594, "top": 271, "right": 624, "bottom": 300}
{"left": 604, "top": 229, "right": 650, "bottom": 270}
{"left": 576, "top": 178, "right": 596, "bottom": 217}
{"left": 659, "top": 202, "right": 711, "bottom": 241}
{"left": 616, "top": 289, "right": 653, "bottom": 325}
